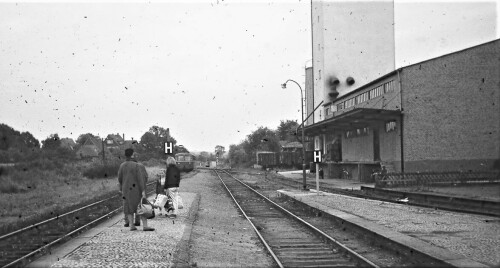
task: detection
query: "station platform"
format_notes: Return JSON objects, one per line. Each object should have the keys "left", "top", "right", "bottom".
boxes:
{"left": 277, "top": 189, "right": 499, "bottom": 267}
{"left": 28, "top": 192, "right": 199, "bottom": 268}
{"left": 277, "top": 170, "right": 374, "bottom": 190}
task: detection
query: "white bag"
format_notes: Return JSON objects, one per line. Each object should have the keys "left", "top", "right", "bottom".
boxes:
{"left": 175, "top": 194, "right": 184, "bottom": 209}
{"left": 154, "top": 194, "right": 168, "bottom": 208}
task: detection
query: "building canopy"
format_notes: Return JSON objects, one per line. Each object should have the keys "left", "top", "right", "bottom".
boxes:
{"left": 302, "top": 108, "right": 401, "bottom": 136}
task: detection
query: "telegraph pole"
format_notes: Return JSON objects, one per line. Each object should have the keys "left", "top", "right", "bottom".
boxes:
{"left": 101, "top": 138, "right": 106, "bottom": 165}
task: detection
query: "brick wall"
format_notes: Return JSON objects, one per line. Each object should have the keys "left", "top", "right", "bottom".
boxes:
{"left": 401, "top": 40, "right": 500, "bottom": 172}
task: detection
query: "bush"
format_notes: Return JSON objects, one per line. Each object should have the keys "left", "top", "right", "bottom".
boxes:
{"left": 15, "top": 158, "right": 65, "bottom": 171}
{"left": 0, "top": 176, "right": 28, "bottom": 193}
{"left": 142, "top": 158, "right": 164, "bottom": 167}
{"left": 83, "top": 159, "right": 122, "bottom": 179}
{"left": 0, "top": 166, "right": 11, "bottom": 177}
{"left": 0, "top": 158, "right": 81, "bottom": 194}
{"left": 0, "top": 147, "right": 41, "bottom": 163}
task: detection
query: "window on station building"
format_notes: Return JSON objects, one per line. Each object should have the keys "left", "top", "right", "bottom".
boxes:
{"left": 355, "top": 92, "right": 369, "bottom": 104}
{"left": 345, "top": 130, "right": 355, "bottom": 139}
{"left": 331, "top": 104, "right": 337, "bottom": 113}
{"left": 385, "top": 120, "right": 397, "bottom": 132}
{"left": 337, "top": 102, "right": 344, "bottom": 111}
{"left": 370, "top": 85, "right": 384, "bottom": 99}
{"left": 325, "top": 106, "right": 330, "bottom": 115}
{"left": 344, "top": 98, "right": 355, "bottom": 108}
{"left": 384, "top": 80, "right": 394, "bottom": 93}
{"left": 333, "top": 80, "right": 394, "bottom": 112}
{"left": 355, "top": 127, "right": 369, "bottom": 136}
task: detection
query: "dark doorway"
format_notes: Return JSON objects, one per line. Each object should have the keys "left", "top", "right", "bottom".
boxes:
{"left": 331, "top": 135, "right": 342, "bottom": 162}
{"left": 373, "top": 129, "right": 380, "bottom": 161}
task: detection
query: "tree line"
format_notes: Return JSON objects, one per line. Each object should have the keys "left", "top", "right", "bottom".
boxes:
{"left": 228, "top": 120, "right": 299, "bottom": 167}
{"left": 0, "top": 123, "right": 188, "bottom": 163}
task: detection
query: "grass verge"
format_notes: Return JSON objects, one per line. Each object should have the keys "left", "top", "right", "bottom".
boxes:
{"left": 0, "top": 162, "right": 164, "bottom": 236}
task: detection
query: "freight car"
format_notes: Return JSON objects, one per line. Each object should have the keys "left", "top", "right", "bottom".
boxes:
{"left": 175, "top": 152, "right": 195, "bottom": 172}
{"left": 256, "top": 151, "right": 304, "bottom": 169}
{"left": 256, "top": 152, "right": 279, "bottom": 169}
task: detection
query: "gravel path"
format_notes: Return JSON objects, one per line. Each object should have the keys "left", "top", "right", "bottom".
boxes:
{"left": 181, "top": 169, "right": 274, "bottom": 267}
{"left": 300, "top": 192, "right": 500, "bottom": 266}
{"left": 50, "top": 192, "right": 197, "bottom": 268}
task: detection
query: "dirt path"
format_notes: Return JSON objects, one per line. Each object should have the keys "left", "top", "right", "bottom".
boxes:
{"left": 179, "top": 169, "right": 274, "bottom": 267}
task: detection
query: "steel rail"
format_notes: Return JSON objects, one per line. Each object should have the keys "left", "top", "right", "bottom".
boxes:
{"left": 2, "top": 206, "right": 122, "bottom": 268}
{"left": 213, "top": 169, "right": 284, "bottom": 268}
{"left": 219, "top": 169, "right": 379, "bottom": 268}
{"left": 1, "top": 181, "right": 157, "bottom": 268}
{"left": 242, "top": 170, "right": 500, "bottom": 218}
{"left": 0, "top": 181, "right": 156, "bottom": 242}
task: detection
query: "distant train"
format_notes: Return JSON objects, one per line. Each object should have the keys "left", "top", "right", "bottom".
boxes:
{"left": 256, "top": 151, "right": 307, "bottom": 169}
{"left": 175, "top": 152, "right": 195, "bottom": 172}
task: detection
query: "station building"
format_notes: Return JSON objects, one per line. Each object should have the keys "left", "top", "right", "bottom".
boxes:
{"left": 303, "top": 1, "right": 500, "bottom": 181}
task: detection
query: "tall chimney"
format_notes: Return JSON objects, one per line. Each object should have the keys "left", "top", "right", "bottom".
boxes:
{"left": 123, "top": 133, "right": 125, "bottom": 140}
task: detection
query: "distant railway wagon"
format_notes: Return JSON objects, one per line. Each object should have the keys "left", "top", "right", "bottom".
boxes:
{"left": 256, "top": 151, "right": 304, "bottom": 169}
{"left": 256, "top": 152, "right": 279, "bottom": 168}
{"left": 175, "top": 152, "right": 195, "bottom": 172}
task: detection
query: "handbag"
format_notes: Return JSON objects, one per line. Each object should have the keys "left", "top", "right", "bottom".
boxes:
{"left": 137, "top": 197, "right": 155, "bottom": 219}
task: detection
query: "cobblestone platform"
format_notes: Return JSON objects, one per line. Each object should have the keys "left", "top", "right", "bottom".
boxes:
{"left": 278, "top": 189, "right": 499, "bottom": 267}
{"left": 28, "top": 192, "right": 199, "bottom": 268}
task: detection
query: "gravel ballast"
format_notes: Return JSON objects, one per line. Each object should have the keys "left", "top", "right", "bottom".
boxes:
{"left": 181, "top": 169, "right": 275, "bottom": 267}
{"left": 294, "top": 191, "right": 500, "bottom": 266}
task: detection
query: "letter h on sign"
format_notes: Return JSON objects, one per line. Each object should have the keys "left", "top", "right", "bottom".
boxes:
{"left": 313, "top": 150, "right": 322, "bottom": 163}
{"left": 165, "top": 142, "right": 173, "bottom": 154}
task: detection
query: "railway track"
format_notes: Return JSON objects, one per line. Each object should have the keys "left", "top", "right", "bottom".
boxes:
{"left": 0, "top": 181, "right": 157, "bottom": 268}
{"left": 213, "top": 169, "right": 379, "bottom": 268}
{"left": 230, "top": 169, "right": 500, "bottom": 217}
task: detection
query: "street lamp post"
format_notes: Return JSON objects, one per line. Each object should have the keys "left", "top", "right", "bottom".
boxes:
{"left": 281, "top": 79, "right": 307, "bottom": 191}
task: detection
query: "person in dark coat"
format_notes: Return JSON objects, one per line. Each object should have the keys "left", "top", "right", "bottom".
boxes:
{"left": 164, "top": 156, "right": 181, "bottom": 218}
{"left": 123, "top": 152, "right": 148, "bottom": 227}
{"left": 118, "top": 148, "right": 154, "bottom": 231}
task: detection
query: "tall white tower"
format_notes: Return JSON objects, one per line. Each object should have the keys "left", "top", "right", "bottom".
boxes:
{"left": 312, "top": 0, "right": 395, "bottom": 123}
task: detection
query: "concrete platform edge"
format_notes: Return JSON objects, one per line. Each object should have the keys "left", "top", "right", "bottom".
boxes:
{"left": 173, "top": 192, "right": 201, "bottom": 268}
{"left": 277, "top": 189, "right": 489, "bottom": 268}
{"left": 26, "top": 209, "right": 124, "bottom": 268}
{"left": 27, "top": 192, "right": 201, "bottom": 268}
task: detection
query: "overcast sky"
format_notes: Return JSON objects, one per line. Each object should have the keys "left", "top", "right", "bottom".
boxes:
{"left": 1, "top": 0, "right": 498, "bottom": 152}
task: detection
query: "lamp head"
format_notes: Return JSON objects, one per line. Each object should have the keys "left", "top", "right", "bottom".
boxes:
{"left": 281, "top": 83, "right": 287, "bottom": 89}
